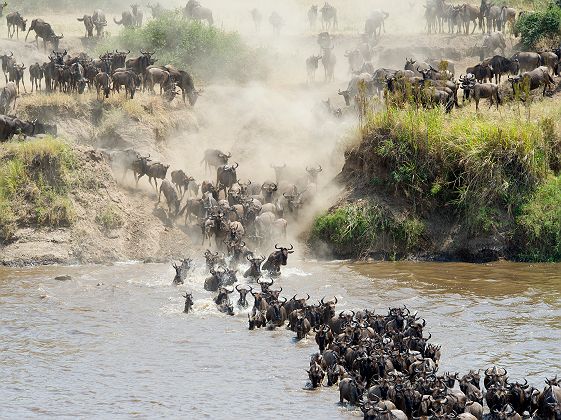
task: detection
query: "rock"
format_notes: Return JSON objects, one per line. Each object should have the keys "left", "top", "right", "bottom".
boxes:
{"left": 54, "top": 275, "right": 72, "bottom": 281}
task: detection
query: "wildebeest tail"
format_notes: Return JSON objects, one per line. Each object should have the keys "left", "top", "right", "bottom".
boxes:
{"left": 496, "top": 90, "right": 501, "bottom": 105}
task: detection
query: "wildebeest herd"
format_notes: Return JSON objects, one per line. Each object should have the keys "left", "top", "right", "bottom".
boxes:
{"left": 177, "top": 252, "right": 561, "bottom": 420}
{"left": 0, "top": 4, "right": 202, "bottom": 141}
{"left": 112, "top": 147, "right": 321, "bottom": 251}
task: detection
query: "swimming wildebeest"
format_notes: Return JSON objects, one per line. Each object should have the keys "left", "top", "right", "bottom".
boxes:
{"left": 262, "top": 244, "right": 294, "bottom": 275}
{"left": 6, "top": 11, "right": 27, "bottom": 39}
{"left": 183, "top": 293, "right": 194, "bottom": 313}
{"left": 25, "top": 19, "right": 64, "bottom": 52}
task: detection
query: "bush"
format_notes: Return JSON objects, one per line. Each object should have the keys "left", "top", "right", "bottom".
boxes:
{"left": 98, "top": 11, "right": 268, "bottom": 82}
{"left": 517, "top": 175, "right": 561, "bottom": 261}
{"left": 0, "top": 137, "right": 76, "bottom": 243}
{"left": 514, "top": 4, "right": 561, "bottom": 48}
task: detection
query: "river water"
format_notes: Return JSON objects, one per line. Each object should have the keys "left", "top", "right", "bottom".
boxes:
{"left": 1, "top": 260, "right": 560, "bottom": 419}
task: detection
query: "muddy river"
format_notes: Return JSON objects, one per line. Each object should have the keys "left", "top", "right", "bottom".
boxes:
{"left": 1, "top": 260, "right": 560, "bottom": 418}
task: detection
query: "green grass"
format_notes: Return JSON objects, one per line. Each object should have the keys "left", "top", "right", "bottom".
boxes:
{"left": 517, "top": 175, "right": 561, "bottom": 261}
{"left": 311, "top": 202, "right": 425, "bottom": 257}
{"left": 97, "top": 11, "right": 268, "bottom": 82}
{"left": 0, "top": 137, "right": 76, "bottom": 243}
{"left": 313, "top": 103, "right": 561, "bottom": 261}
{"left": 514, "top": 3, "right": 561, "bottom": 48}
{"left": 95, "top": 205, "right": 124, "bottom": 231}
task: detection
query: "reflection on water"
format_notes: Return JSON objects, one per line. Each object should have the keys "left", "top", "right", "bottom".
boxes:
{"left": 0, "top": 260, "right": 560, "bottom": 418}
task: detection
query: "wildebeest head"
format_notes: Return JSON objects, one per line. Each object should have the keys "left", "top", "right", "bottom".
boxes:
{"left": 307, "top": 362, "right": 325, "bottom": 388}
{"left": 261, "top": 182, "right": 278, "bottom": 202}
{"left": 338, "top": 88, "right": 351, "bottom": 106}
{"left": 275, "top": 243, "right": 294, "bottom": 265}
{"left": 183, "top": 293, "right": 193, "bottom": 313}
{"left": 235, "top": 284, "right": 250, "bottom": 308}
{"left": 186, "top": 87, "right": 202, "bottom": 106}
{"left": 306, "top": 165, "right": 323, "bottom": 183}
{"left": 257, "top": 277, "right": 273, "bottom": 293}
{"left": 0, "top": 51, "right": 14, "bottom": 72}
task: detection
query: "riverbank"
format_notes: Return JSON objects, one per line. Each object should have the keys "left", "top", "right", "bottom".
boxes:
{"left": 310, "top": 102, "right": 561, "bottom": 263}
{"left": 0, "top": 93, "right": 197, "bottom": 266}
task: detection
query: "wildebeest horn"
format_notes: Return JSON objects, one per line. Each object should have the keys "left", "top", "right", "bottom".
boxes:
{"left": 288, "top": 244, "right": 294, "bottom": 250}
{"left": 236, "top": 284, "right": 242, "bottom": 292}
{"left": 275, "top": 244, "right": 281, "bottom": 249}
{"left": 305, "top": 294, "right": 310, "bottom": 301}
{"left": 317, "top": 165, "right": 322, "bottom": 172}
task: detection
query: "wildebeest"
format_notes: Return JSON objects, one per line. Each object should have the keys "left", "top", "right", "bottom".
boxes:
{"left": 321, "top": 45, "right": 336, "bottom": 82}
{"left": 365, "top": 10, "right": 389, "bottom": 40}
{"left": 308, "top": 5, "right": 318, "bottom": 30}
{"left": 480, "top": 32, "right": 506, "bottom": 61}
{"left": 6, "top": 11, "right": 26, "bottom": 39}
{"left": 509, "top": 66, "right": 555, "bottom": 98}
{"left": 158, "top": 180, "right": 181, "bottom": 218}
{"left": 77, "top": 15, "right": 94, "bottom": 38}
{"left": 539, "top": 51, "right": 559, "bottom": 75}
{"left": 320, "top": 2, "right": 338, "bottom": 30}
{"left": 185, "top": 0, "right": 213, "bottom": 25}
{"left": 112, "top": 70, "right": 139, "bottom": 99}
{"left": 92, "top": 9, "right": 107, "bottom": 37}
{"left": 0, "top": 115, "right": 57, "bottom": 141}
{"left": 0, "top": 51, "right": 14, "bottom": 83}
{"left": 250, "top": 8, "right": 262, "bottom": 32}
{"left": 25, "top": 19, "right": 64, "bottom": 52}
{"left": 145, "top": 66, "right": 172, "bottom": 94}
{"left": 201, "top": 149, "right": 231, "bottom": 172}
{"left": 217, "top": 163, "right": 239, "bottom": 196}
{"left": 244, "top": 255, "right": 265, "bottom": 279}
{"left": 511, "top": 52, "right": 541, "bottom": 73}
{"left": 465, "top": 63, "right": 494, "bottom": 83}
{"left": 172, "top": 258, "right": 191, "bottom": 285}
{"left": 29, "top": 63, "right": 44, "bottom": 92}
{"left": 131, "top": 4, "right": 143, "bottom": 27}
{"left": 114, "top": 11, "right": 135, "bottom": 27}
{"left": 8, "top": 63, "right": 26, "bottom": 94}
{"left": 94, "top": 72, "right": 111, "bottom": 99}
{"left": 183, "top": 293, "right": 194, "bottom": 313}
{"left": 142, "top": 162, "right": 169, "bottom": 190}
{"left": 460, "top": 76, "right": 501, "bottom": 111}
{"left": 306, "top": 55, "right": 322, "bottom": 83}
{"left": 262, "top": 244, "right": 294, "bottom": 275}
{"left": 269, "top": 12, "right": 283, "bottom": 36}
{"left": 338, "top": 73, "right": 375, "bottom": 106}
{"left": 147, "top": 3, "right": 165, "bottom": 18}
{"left": 0, "top": 82, "right": 17, "bottom": 115}
{"left": 461, "top": 4, "right": 481, "bottom": 34}
{"left": 171, "top": 170, "right": 194, "bottom": 197}
{"left": 163, "top": 66, "right": 200, "bottom": 105}
{"left": 484, "top": 55, "right": 519, "bottom": 83}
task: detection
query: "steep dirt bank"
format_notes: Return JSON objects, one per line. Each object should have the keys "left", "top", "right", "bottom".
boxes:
{"left": 0, "top": 94, "right": 199, "bottom": 266}
{"left": 310, "top": 104, "right": 561, "bottom": 263}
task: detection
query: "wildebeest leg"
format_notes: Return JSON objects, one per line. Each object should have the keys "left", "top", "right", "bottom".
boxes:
{"left": 21, "top": 79, "right": 27, "bottom": 93}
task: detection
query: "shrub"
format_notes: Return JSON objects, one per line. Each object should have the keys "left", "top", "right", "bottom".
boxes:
{"left": 98, "top": 11, "right": 268, "bottom": 82}
{"left": 517, "top": 175, "right": 561, "bottom": 261}
{"left": 514, "top": 4, "right": 561, "bottom": 48}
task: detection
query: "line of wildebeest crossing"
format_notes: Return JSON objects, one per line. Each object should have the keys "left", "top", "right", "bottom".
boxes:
{"left": 173, "top": 247, "right": 561, "bottom": 420}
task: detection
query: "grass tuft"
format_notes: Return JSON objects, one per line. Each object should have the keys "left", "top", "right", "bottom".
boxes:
{"left": 95, "top": 205, "right": 125, "bottom": 231}
{"left": 0, "top": 137, "right": 76, "bottom": 243}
